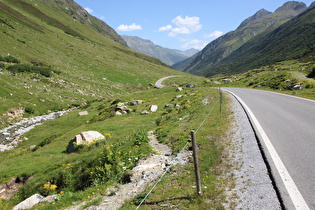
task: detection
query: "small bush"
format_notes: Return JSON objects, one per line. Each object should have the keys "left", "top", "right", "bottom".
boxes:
{"left": 25, "top": 106, "right": 35, "bottom": 114}
{"left": 0, "top": 55, "right": 20, "bottom": 63}
{"left": 307, "top": 67, "right": 315, "bottom": 78}
{"left": 6, "top": 63, "right": 56, "bottom": 77}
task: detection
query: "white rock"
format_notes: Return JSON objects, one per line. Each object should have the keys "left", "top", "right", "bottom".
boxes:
{"left": 150, "top": 105, "right": 158, "bottom": 112}
{"left": 78, "top": 111, "right": 88, "bottom": 116}
{"left": 13, "top": 194, "right": 44, "bottom": 210}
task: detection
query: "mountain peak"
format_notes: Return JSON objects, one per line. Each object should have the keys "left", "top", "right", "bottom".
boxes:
{"left": 275, "top": 1, "right": 307, "bottom": 14}
{"left": 237, "top": 9, "right": 272, "bottom": 29}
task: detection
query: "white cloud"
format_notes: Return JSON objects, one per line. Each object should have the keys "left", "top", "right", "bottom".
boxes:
{"left": 181, "top": 39, "right": 208, "bottom": 50}
{"left": 158, "top": 25, "right": 172, "bottom": 32}
{"left": 168, "top": 16, "right": 202, "bottom": 37}
{"left": 204, "top": 30, "right": 224, "bottom": 39}
{"left": 117, "top": 23, "right": 142, "bottom": 32}
{"left": 84, "top": 7, "right": 93, "bottom": 14}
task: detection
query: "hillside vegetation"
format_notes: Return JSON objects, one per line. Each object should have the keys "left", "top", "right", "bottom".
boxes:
{"left": 173, "top": 1, "right": 314, "bottom": 77}
{"left": 0, "top": 0, "right": 198, "bottom": 128}
{"left": 0, "top": 0, "right": 235, "bottom": 209}
{"left": 204, "top": 3, "right": 315, "bottom": 77}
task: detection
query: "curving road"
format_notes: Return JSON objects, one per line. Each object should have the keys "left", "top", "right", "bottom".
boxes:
{"left": 154, "top": 75, "right": 180, "bottom": 88}
{"left": 223, "top": 88, "right": 315, "bottom": 210}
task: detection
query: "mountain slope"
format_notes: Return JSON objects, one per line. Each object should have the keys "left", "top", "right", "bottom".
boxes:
{"left": 203, "top": 3, "right": 315, "bottom": 77}
{"left": 122, "top": 35, "right": 196, "bottom": 66}
{"left": 172, "top": 1, "right": 307, "bottom": 76}
{"left": 0, "top": 0, "right": 192, "bottom": 127}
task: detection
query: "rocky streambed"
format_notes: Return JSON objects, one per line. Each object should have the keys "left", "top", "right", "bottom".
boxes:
{"left": 0, "top": 111, "right": 68, "bottom": 152}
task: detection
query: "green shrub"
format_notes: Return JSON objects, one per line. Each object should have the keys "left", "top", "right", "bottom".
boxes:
{"left": 25, "top": 106, "right": 35, "bottom": 114}
{"left": 6, "top": 63, "right": 56, "bottom": 77}
{"left": 307, "top": 67, "right": 315, "bottom": 78}
{"left": 0, "top": 55, "right": 20, "bottom": 63}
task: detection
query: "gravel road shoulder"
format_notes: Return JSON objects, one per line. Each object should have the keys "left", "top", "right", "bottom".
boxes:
{"left": 224, "top": 95, "right": 281, "bottom": 209}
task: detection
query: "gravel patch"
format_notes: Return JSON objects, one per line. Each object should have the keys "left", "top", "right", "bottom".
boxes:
{"left": 0, "top": 111, "right": 68, "bottom": 152}
{"left": 224, "top": 95, "right": 281, "bottom": 209}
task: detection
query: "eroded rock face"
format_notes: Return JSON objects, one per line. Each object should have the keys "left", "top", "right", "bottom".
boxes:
{"left": 66, "top": 131, "right": 105, "bottom": 153}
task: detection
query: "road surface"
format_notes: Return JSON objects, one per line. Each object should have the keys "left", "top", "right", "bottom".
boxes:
{"left": 223, "top": 88, "right": 315, "bottom": 210}
{"left": 154, "top": 75, "right": 180, "bottom": 88}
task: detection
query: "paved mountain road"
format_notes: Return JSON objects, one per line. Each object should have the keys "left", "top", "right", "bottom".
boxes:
{"left": 223, "top": 88, "right": 315, "bottom": 209}
{"left": 154, "top": 75, "right": 180, "bottom": 88}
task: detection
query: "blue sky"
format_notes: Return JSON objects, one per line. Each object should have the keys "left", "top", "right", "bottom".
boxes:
{"left": 74, "top": 0, "right": 313, "bottom": 50}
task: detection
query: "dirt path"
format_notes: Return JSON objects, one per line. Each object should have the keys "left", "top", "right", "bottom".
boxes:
{"left": 67, "top": 131, "right": 191, "bottom": 210}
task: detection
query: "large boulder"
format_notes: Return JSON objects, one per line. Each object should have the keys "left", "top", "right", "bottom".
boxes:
{"left": 13, "top": 194, "right": 57, "bottom": 210}
{"left": 66, "top": 131, "right": 105, "bottom": 153}
{"left": 13, "top": 194, "right": 44, "bottom": 210}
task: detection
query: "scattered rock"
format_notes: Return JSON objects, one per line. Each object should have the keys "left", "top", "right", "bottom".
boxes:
{"left": 175, "top": 103, "right": 181, "bottom": 108}
{"left": 66, "top": 131, "right": 105, "bottom": 153}
{"left": 13, "top": 193, "right": 57, "bottom": 210}
{"left": 165, "top": 104, "right": 174, "bottom": 108}
{"left": 176, "top": 87, "right": 183, "bottom": 92}
{"left": 41, "top": 194, "right": 58, "bottom": 203}
{"left": 186, "top": 84, "right": 195, "bottom": 88}
{"left": 141, "top": 110, "right": 149, "bottom": 115}
{"left": 130, "top": 100, "right": 143, "bottom": 106}
{"left": 78, "top": 111, "right": 88, "bottom": 116}
{"left": 13, "top": 194, "right": 44, "bottom": 210}
{"left": 174, "top": 95, "right": 183, "bottom": 99}
{"left": 286, "top": 82, "right": 303, "bottom": 90}
{"left": 150, "top": 105, "right": 158, "bottom": 112}
{"left": 115, "top": 111, "right": 122, "bottom": 116}
{"left": 29, "top": 145, "right": 37, "bottom": 151}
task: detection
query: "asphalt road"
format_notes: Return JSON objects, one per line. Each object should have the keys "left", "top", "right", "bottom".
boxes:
{"left": 223, "top": 88, "right": 315, "bottom": 210}
{"left": 154, "top": 75, "right": 179, "bottom": 88}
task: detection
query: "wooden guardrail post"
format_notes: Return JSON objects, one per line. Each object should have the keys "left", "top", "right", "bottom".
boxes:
{"left": 191, "top": 130, "right": 202, "bottom": 196}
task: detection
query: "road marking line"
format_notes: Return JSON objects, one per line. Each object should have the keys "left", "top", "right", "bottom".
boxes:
{"left": 227, "top": 91, "right": 310, "bottom": 210}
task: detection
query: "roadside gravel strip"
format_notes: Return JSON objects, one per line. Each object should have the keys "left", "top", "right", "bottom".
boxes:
{"left": 226, "top": 95, "right": 281, "bottom": 209}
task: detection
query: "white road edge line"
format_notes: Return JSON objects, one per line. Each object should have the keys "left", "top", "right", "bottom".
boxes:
{"left": 227, "top": 90, "right": 310, "bottom": 210}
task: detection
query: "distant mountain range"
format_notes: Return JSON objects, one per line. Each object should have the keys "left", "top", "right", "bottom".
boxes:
{"left": 122, "top": 35, "right": 199, "bottom": 66}
{"left": 172, "top": 1, "right": 315, "bottom": 77}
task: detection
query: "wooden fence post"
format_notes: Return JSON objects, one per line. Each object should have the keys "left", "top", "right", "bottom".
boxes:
{"left": 191, "top": 130, "right": 202, "bottom": 196}
{"left": 219, "top": 87, "right": 223, "bottom": 115}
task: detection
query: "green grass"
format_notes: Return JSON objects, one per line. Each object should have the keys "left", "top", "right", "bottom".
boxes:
{"left": 0, "top": 0, "right": 200, "bottom": 127}
{"left": 216, "top": 59, "right": 315, "bottom": 100}
{"left": 0, "top": 84, "right": 233, "bottom": 209}
{"left": 121, "top": 87, "right": 231, "bottom": 209}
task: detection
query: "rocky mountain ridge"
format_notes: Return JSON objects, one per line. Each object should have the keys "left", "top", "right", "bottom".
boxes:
{"left": 172, "top": 1, "right": 309, "bottom": 76}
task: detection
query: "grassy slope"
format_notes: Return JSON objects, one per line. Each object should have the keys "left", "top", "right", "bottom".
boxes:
{"left": 215, "top": 59, "right": 315, "bottom": 100}
{"left": 0, "top": 0, "right": 197, "bottom": 127}
{"left": 0, "top": 84, "right": 232, "bottom": 209}
{"left": 0, "top": 0, "right": 234, "bottom": 209}
{"left": 204, "top": 5, "right": 315, "bottom": 77}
